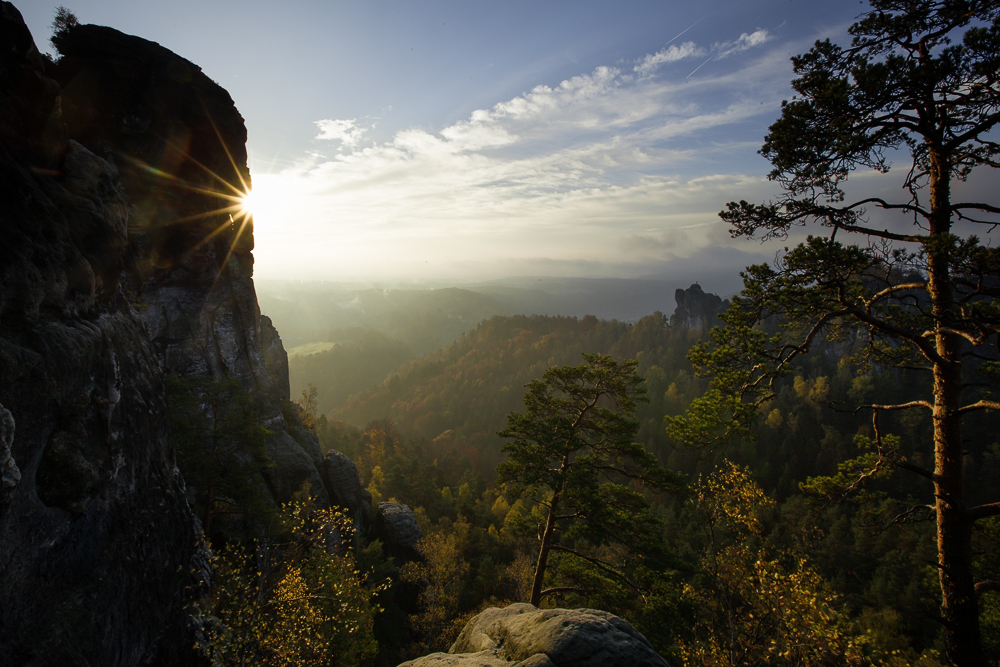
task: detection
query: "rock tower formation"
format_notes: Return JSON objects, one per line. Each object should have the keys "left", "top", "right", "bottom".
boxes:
{"left": 0, "top": 4, "right": 359, "bottom": 663}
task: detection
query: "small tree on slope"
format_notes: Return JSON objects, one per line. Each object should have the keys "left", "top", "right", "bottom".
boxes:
{"left": 498, "top": 354, "right": 682, "bottom": 607}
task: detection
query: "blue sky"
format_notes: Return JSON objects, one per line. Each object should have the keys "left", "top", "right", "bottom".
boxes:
{"left": 23, "top": 0, "right": 884, "bottom": 285}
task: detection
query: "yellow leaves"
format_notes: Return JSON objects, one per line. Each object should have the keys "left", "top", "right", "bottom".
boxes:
{"left": 440, "top": 486, "right": 454, "bottom": 503}
{"left": 295, "top": 384, "right": 320, "bottom": 429}
{"left": 794, "top": 375, "right": 811, "bottom": 401}
{"left": 490, "top": 495, "right": 511, "bottom": 520}
{"left": 680, "top": 546, "right": 865, "bottom": 666}
{"left": 504, "top": 551, "right": 535, "bottom": 604}
{"left": 694, "top": 460, "right": 773, "bottom": 536}
{"left": 680, "top": 461, "right": 872, "bottom": 667}
{"left": 793, "top": 375, "right": 829, "bottom": 403}
{"left": 367, "top": 465, "right": 384, "bottom": 507}
{"left": 665, "top": 382, "right": 681, "bottom": 401}
{"left": 402, "top": 529, "right": 471, "bottom": 648}
{"left": 195, "top": 499, "right": 381, "bottom": 667}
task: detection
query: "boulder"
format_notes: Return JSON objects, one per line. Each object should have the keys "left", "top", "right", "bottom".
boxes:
{"left": 322, "top": 449, "right": 374, "bottom": 537}
{"left": 399, "top": 650, "right": 516, "bottom": 667}
{"left": 407, "top": 603, "right": 670, "bottom": 667}
{"left": 376, "top": 500, "right": 421, "bottom": 560}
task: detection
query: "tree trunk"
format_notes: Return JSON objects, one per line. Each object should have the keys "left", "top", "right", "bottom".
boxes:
{"left": 933, "top": 343, "right": 981, "bottom": 666}
{"left": 530, "top": 492, "right": 559, "bottom": 606}
{"left": 927, "top": 149, "right": 983, "bottom": 667}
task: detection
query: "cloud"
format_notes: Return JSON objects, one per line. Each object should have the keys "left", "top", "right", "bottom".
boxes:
{"left": 634, "top": 41, "right": 705, "bottom": 77}
{"left": 251, "top": 31, "right": 798, "bottom": 281}
{"left": 314, "top": 118, "right": 368, "bottom": 147}
{"left": 438, "top": 118, "right": 518, "bottom": 151}
{"left": 715, "top": 29, "right": 772, "bottom": 59}
{"left": 490, "top": 66, "right": 623, "bottom": 122}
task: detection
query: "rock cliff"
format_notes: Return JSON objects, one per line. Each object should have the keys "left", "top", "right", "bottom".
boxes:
{"left": 671, "top": 283, "right": 724, "bottom": 330}
{"left": 49, "top": 19, "right": 330, "bottom": 508}
{"left": 0, "top": 4, "right": 357, "bottom": 664}
{"left": 0, "top": 4, "right": 206, "bottom": 664}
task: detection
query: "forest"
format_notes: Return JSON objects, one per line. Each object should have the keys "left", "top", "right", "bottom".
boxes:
{"left": 182, "top": 1, "right": 1000, "bottom": 666}
{"left": 269, "top": 308, "right": 995, "bottom": 666}
{"left": 13, "top": 0, "right": 1000, "bottom": 665}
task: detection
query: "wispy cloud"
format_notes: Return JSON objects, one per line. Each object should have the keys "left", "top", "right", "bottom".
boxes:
{"left": 252, "top": 31, "right": 797, "bottom": 280}
{"left": 687, "top": 28, "right": 774, "bottom": 78}
{"left": 314, "top": 118, "right": 369, "bottom": 147}
{"left": 715, "top": 28, "right": 772, "bottom": 59}
{"left": 635, "top": 42, "right": 705, "bottom": 77}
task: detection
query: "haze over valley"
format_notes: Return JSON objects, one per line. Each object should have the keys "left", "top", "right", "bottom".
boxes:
{"left": 3, "top": 2, "right": 999, "bottom": 667}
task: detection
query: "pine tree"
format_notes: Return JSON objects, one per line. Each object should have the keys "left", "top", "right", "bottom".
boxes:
{"left": 670, "top": 2, "right": 1000, "bottom": 664}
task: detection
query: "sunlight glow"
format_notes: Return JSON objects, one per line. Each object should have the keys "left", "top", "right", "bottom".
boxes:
{"left": 238, "top": 182, "right": 286, "bottom": 227}
{"left": 238, "top": 190, "right": 256, "bottom": 218}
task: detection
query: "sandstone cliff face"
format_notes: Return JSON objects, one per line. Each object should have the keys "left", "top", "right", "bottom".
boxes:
{"left": 0, "top": 4, "right": 346, "bottom": 664}
{"left": 49, "top": 21, "right": 330, "bottom": 507}
{"left": 0, "top": 4, "right": 205, "bottom": 664}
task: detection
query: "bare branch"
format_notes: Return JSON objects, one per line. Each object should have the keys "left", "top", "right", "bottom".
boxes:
{"left": 958, "top": 400, "right": 1000, "bottom": 415}
{"left": 897, "top": 460, "right": 942, "bottom": 484}
{"left": 967, "top": 502, "right": 1000, "bottom": 521}
{"left": 830, "top": 221, "right": 926, "bottom": 243}
{"left": 846, "top": 306, "right": 944, "bottom": 364}
{"left": 975, "top": 581, "right": 1000, "bottom": 597}
{"left": 539, "top": 586, "right": 588, "bottom": 599}
{"left": 952, "top": 202, "right": 1000, "bottom": 215}
{"left": 867, "top": 282, "right": 927, "bottom": 306}
{"left": 547, "top": 544, "right": 642, "bottom": 593}
{"left": 881, "top": 503, "right": 935, "bottom": 532}
{"left": 855, "top": 400, "right": 934, "bottom": 413}
{"left": 923, "top": 327, "right": 989, "bottom": 346}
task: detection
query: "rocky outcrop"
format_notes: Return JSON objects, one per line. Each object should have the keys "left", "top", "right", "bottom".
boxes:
{"left": 0, "top": 4, "right": 206, "bottom": 664}
{"left": 0, "top": 405, "right": 20, "bottom": 494}
{"left": 261, "top": 314, "right": 291, "bottom": 400}
{"left": 323, "top": 449, "right": 375, "bottom": 537}
{"left": 376, "top": 500, "right": 422, "bottom": 559}
{"left": 401, "top": 604, "right": 669, "bottom": 667}
{"left": 0, "top": 3, "right": 352, "bottom": 664}
{"left": 48, "top": 17, "right": 328, "bottom": 507}
{"left": 672, "top": 283, "right": 724, "bottom": 329}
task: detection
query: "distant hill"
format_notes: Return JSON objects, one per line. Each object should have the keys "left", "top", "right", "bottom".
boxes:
{"left": 288, "top": 330, "right": 415, "bottom": 414}
{"left": 258, "top": 285, "right": 506, "bottom": 352}
{"left": 327, "top": 313, "right": 701, "bottom": 476}
{"left": 258, "top": 277, "right": 694, "bottom": 359}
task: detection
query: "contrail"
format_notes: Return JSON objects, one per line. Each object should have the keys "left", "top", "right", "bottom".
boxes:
{"left": 662, "top": 16, "right": 705, "bottom": 48}
{"left": 686, "top": 52, "right": 716, "bottom": 78}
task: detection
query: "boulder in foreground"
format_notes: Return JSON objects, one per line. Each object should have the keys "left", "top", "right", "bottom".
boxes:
{"left": 400, "top": 603, "right": 669, "bottom": 667}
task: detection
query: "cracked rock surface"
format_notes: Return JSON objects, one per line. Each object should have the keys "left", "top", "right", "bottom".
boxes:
{"left": 0, "top": 3, "right": 366, "bottom": 664}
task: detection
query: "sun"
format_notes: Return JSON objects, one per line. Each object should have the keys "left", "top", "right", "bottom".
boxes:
{"left": 237, "top": 179, "right": 285, "bottom": 225}
{"left": 238, "top": 189, "right": 258, "bottom": 219}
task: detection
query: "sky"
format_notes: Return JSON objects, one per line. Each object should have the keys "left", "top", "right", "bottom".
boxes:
{"left": 22, "top": 0, "right": 923, "bottom": 286}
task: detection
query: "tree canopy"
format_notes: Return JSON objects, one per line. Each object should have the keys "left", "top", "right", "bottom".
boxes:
{"left": 497, "top": 353, "right": 682, "bottom": 606}
{"left": 669, "top": 2, "right": 1000, "bottom": 665}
